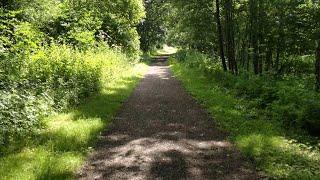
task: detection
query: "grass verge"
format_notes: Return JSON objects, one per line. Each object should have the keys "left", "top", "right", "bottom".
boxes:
{"left": 0, "top": 63, "right": 148, "bottom": 180}
{"left": 170, "top": 60, "right": 320, "bottom": 179}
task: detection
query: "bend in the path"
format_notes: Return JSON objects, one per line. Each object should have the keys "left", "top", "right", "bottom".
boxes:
{"left": 78, "top": 56, "right": 262, "bottom": 180}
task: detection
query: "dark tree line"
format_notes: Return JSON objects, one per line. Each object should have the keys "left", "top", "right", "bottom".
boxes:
{"left": 156, "top": 0, "right": 320, "bottom": 90}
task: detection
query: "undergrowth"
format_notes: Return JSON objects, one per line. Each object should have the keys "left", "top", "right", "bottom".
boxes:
{"left": 170, "top": 52, "right": 320, "bottom": 179}
{"left": 0, "top": 43, "right": 139, "bottom": 153}
{"left": 0, "top": 54, "right": 148, "bottom": 179}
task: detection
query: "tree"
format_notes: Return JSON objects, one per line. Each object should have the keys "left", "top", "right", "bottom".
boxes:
{"left": 314, "top": 1, "right": 320, "bottom": 90}
{"left": 224, "top": 0, "right": 237, "bottom": 74}
{"left": 215, "top": 0, "right": 227, "bottom": 71}
{"left": 138, "top": 0, "right": 169, "bottom": 52}
{"left": 249, "top": 0, "right": 259, "bottom": 74}
{"left": 167, "top": 0, "right": 216, "bottom": 54}
{"left": 316, "top": 40, "right": 320, "bottom": 90}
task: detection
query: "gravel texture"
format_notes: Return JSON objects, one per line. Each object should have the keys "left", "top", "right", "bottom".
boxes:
{"left": 77, "top": 57, "right": 263, "bottom": 180}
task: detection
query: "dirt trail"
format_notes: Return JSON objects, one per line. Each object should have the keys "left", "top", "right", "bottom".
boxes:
{"left": 77, "top": 56, "right": 262, "bottom": 180}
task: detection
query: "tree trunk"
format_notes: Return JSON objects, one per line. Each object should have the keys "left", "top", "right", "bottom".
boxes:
{"left": 257, "top": 0, "right": 268, "bottom": 74}
{"left": 249, "top": 0, "right": 259, "bottom": 74}
{"left": 257, "top": 0, "right": 264, "bottom": 74}
{"left": 275, "top": 41, "right": 281, "bottom": 72}
{"left": 240, "top": 41, "right": 247, "bottom": 68}
{"left": 315, "top": 40, "right": 320, "bottom": 91}
{"left": 252, "top": 38, "right": 259, "bottom": 74}
{"left": 216, "top": 0, "right": 227, "bottom": 71}
{"left": 265, "top": 46, "right": 273, "bottom": 71}
{"left": 274, "top": 6, "right": 285, "bottom": 74}
{"left": 224, "top": 0, "right": 237, "bottom": 74}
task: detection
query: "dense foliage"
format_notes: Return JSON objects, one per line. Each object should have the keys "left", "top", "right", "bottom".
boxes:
{"left": 137, "top": 0, "right": 173, "bottom": 52}
{"left": 174, "top": 50, "right": 320, "bottom": 135}
{"left": 167, "top": 0, "right": 320, "bottom": 75}
{"left": 1, "top": 0, "right": 320, "bottom": 178}
{"left": 0, "top": 0, "right": 145, "bottom": 153}
{"left": 168, "top": 0, "right": 217, "bottom": 53}
{"left": 170, "top": 55, "right": 320, "bottom": 179}
{"left": 0, "top": 53, "right": 147, "bottom": 179}
{"left": 163, "top": 0, "right": 320, "bottom": 136}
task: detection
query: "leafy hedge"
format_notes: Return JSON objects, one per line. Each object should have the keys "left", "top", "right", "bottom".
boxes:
{"left": 0, "top": 43, "right": 131, "bottom": 154}
{"left": 1, "top": 3, "right": 143, "bottom": 154}
{"left": 173, "top": 50, "right": 320, "bottom": 136}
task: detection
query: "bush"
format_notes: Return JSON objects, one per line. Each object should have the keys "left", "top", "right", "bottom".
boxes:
{"left": 174, "top": 49, "right": 221, "bottom": 73}
{"left": 27, "top": 44, "right": 102, "bottom": 107}
{"left": 270, "top": 84, "right": 320, "bottom": 135}
{"left": 173, "top": 49, "right": 320, "bottom": 136}
{"left": 279, "top": 55, "right": 314, "bottom": 75}
{"left": 0, "top": 43, "right": 131, "bottom": 153}
{"left": 1, "top": 3, "right": 144, "bottom": 153}
{"left": 0, "top": 81, "right": 53, "bottom": 150}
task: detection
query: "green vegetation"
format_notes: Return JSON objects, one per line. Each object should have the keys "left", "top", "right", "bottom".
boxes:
{"left": 162, "top": 1, "right": 320, "bottom": 177}
{"left": 166, "top": 0, "right": 320, "bottom": 75}
{"left": 138, "top": 0, "right": 170, "bottom": 52}
{"left": 1, "top": 0, "right": 145, "bottom": 153}
{"left": 0, "top": 61, "right": 148, "bottom": 179}
{"left": 170, "top": 51, "right": 320, "bottom": 179}
{"left": 1, "top": 0, "right": 320, "bottom": 179}
{"left": 1, "top": 0, "right": 148, "bottom": 178}
{"left": 173, "top": 50, "right": 320, "bottom": 135}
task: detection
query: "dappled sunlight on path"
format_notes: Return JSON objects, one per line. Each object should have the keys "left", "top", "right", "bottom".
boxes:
{"left": 78, "top": 58, "right": 261, "bottom": 179}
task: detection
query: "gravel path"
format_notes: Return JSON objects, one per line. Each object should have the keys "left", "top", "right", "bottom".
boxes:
{"left": 77, "top": 57, "right": 262, "bottom": 180}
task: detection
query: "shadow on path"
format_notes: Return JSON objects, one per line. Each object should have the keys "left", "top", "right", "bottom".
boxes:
{"left": 77, "top": 57, "right": 262, "bottom": 179}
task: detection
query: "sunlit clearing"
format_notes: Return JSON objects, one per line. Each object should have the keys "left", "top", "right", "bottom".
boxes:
{"left": 157, "top": 45, "right": 177, "bottom": 55}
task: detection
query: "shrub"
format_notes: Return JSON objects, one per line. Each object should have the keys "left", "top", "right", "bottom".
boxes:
{"left": 0, "top": 43, "right": 131, "bottom": 154}
{"left": 0, "top": 81, "right": 54, "bottom": 153}
{"left": 279, "top": 55, "right": 314, "bottom": 75}
{"left": 270, "top": 84, "right": 320, "bottom": 135}
{"left": 0, "top": 0, "right": 144, "bottom": 155}
{"left": 173, "top": 49, "right": 320, "bottom": 136}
